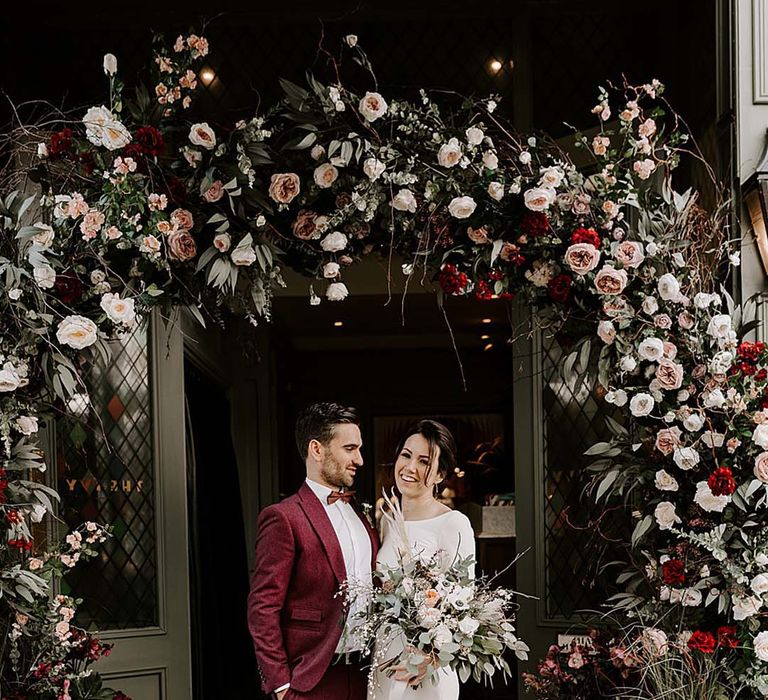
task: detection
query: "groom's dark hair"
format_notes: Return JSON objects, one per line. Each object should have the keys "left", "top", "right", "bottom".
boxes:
{"left": 295, "top": 402, "right": 360, "bottom": 459}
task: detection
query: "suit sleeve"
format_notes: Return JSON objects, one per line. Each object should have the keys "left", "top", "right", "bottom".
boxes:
{"left": 248, "top": 504, "right": 295, "bottom": 693}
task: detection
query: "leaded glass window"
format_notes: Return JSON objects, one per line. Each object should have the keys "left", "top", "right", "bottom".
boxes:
{"left": 57, "top": 323, "right": 157, "bottom": 630}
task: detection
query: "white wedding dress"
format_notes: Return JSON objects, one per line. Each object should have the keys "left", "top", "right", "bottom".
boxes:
{"left": 368, "top": 510, "right": 476, "bottom": 700}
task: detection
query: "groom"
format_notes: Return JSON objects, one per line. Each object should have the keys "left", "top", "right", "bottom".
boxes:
{"left": 248, "top": 402, "right": 379, "bottom": 700}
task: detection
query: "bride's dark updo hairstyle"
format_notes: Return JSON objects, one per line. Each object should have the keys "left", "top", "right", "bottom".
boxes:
{"left": 393, "top": 419, "right": 458, "bottom": 487}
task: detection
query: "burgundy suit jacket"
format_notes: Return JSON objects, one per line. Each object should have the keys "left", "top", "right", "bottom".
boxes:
{"left": 248, "top": 482, "right": 380, "bottom": 694}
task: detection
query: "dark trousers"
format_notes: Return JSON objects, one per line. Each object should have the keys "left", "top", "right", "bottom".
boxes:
{"left": 286, "top": 661, "right": 367, "bottom": 700}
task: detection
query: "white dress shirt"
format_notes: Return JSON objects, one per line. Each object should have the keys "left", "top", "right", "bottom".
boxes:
{"left": 305, "top": 478, "right": 372, "bottom": 653}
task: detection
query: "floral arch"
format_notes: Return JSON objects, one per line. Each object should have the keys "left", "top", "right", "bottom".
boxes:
{"left": 0, "top": 29, "right": 766, "bottom": 699}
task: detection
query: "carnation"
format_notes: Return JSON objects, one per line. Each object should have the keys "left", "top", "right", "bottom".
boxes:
{"left": 694, "top": 481, "right": 730, "bottom": 512}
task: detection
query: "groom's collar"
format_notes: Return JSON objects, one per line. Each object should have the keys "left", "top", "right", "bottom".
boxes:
{"left": 305, "top": 478, "right": 333, "bottom": 503}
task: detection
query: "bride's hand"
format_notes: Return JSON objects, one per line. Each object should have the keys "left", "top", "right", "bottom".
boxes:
{"left": 389, "top": 647, "right": 434, "bottom": 687}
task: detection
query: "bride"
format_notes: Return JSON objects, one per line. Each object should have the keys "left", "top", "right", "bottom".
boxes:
{"left": 369, "top": 419, "right": 476, "bottom": 700}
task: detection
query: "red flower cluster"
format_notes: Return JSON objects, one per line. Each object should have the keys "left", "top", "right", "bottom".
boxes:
{"left": 732, "top": 341, "right": 767, "bottom": 378}
{"left": 570, "top": 227, "right": 601, "bottom": 248}
{"left": 133, "top": 125, "right": 165, "bottom": 156}
{"left": 661, "top": 558, "right": 685, "bottom": 585}
{"left": 438, "top": 264, "right": 469, "bottom": 295}
{"left": 8, "top": 538, "right": 33, "bottom": 551}
{"left": 548, "top": 274, "right": 573, "bottom": 303}
{"left": 49, "top": 127, "right": 74, "bottom": 157}
{"left": 688, "top": 630, "right": 716, "bottom": 654}
{"left": 737, "top": 341, "right": 766, "bottom": 362}
{"left": 521, "top": 212, "right": 550, "bottom": 238}
{"left": 53, "top": 275, "right": 84, "bottom": 305}
{"left": 0, "top": 468, "right": 8, "bottom": 504}
{"left": 6, "top": 509, "right": 22, "bottom": 524}
{"left": 717, "top": 625, "right": 738, "bottom": 649}
{"left": 475, "top": 279, "right": 494, "bottom": 301}
{"left": 708, "top": 466, "right": 736, "bottom": 496}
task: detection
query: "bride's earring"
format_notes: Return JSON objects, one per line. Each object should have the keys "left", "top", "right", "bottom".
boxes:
{"left": 433, "top": 480, "right": 443, "bottom": 499}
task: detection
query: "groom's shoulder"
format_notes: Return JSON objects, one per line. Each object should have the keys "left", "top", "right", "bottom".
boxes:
{"left": 259, "top": 490, "right": 304, "bottom": 521}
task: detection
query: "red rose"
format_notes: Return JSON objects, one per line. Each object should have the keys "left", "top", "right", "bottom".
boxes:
{"left": 717, "top": 626, "right": 738, "bottom": 649}
{"left": 570, "top": 227, "right": 601, "bottom": 248}
{"left": 687, "top": 630, "right": 716, "bottom": 654}
{"left": 438, "top": 264, "right": 469, "bottom": 295}
{"left": 547, "top": 274, "right": 573, "bottom": 303}
{"left": 661, "top": 559, "right": 686, "bottom": 585}
{"left": 474, "top": 279, "right": 493, "bottom": 301}
{"left": 53, "top": 274, "right": 84, "bottom": 305}
{"left": 521, "top": 212, "right": 550, "bottom": 238}
{"left": 77, "top": 150, "right": 96, "bottom": 175}
{"left": 708, "top": 466, "right": 736, "bottom": 496}
{"left": 134, "top": 126, "right": 165, "bottom": 156}
{"left": 49, "top": 127, "right": 73, "bottom": 157}
{"left": 758, "top": 368, "right": 768, "bottom": 382}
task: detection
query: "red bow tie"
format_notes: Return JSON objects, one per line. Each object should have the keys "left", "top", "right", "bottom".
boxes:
{"left": 327, "top": 490, "right": 356, "bottom": 506}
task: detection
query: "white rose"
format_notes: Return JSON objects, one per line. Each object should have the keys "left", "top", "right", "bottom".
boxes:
{"left": 82, "top": 105, "right": 113, "bottom": 146}
{"left": 466, "top": 127, "right": 484, "bottom": 145}
{"left": 458, "top": 617, "right": 480, "bottom": 636}
{"left": 310, "top": 144, "right": 325, "bottom": 160}
{"left": 432, "top": 624, "right": 454, "bottom": 650}
{"left": 99, "top": 119, "right": 131, "bottom": 151}
{"left": 683, "top": 413, "right": 705, "bottom": 432}
{"left": 673, "top": 447, "right": 700, "bottom": 471}
{"left": 620, "top": 355, "right": 637, "bottom": 372}
{"left": 707, "top": 314, "right": 733, "bottom": 339}
{"left": 754, "top": 631, "right": 768, "bottom": 662}
{"left": 231, "top": 245, "right": 256, "bottom": 266}
{"left": 15, "top": 416, "right": 39, "bottom": 435}
{"left": 418, "top": 606, "right": 442, "bottom": 629}
{"left": 657, "top": 273, "right": 681, "bottom": 302}
{"left": 320, "top": 231, "right": 348, "bottom": 253}
{"left": 392, "top": 189, "right": 417, "bottom": 213}
{"left": 447, "top": 196, "right": 477, "bottom": 219}
{"left": 694, "top": 481, "right": 730, "bottom": 512}
{"left": 323, "top": 262, "right": 340, "bottom": 278}
{"left": 733, "top": 595, "right": 762, "bottom": 621}
{"left": 523, "top": 187, "right": 555, "bottom": 211}
{"left": 642, "top": 296, "right": 659, "bottom": 315}
{"left": 0, "top": 364, "right": 20, "bottom": 392}
{"left": 654, "top": 501, "right": 681, "bottom": 530}
{"left": 103, "top": 53, "right": 117, "bottom": 75}
{"left": 539, "top": 166, "right": 564, "bottom": 188}
{"left": 482, "top": 151, "right": 499, "bottom": 170}
{"left": 358, "top": 91, "right": 388, "bottom": 122}
{"left": 754, "top": 425, "right": 768, "bottom": 450}
{"left": 99, "top": 293, "right": 136, "bottom": 327}
{"left": 703, "top": 389, "right": 726, "bottom": 409}
{"left": 605, "top": 389, "right": 628, "bottom": 406}
{"left": 33, "top": 265, "right": 56, "bottom": 289}
{"left": 362, "top": 157, "right": 385, "bottom": 181}
{"left": 630, "top": 392, "right": 655, "bottom": 417}
{"left": 189, "top": 122, "right": 216, "bottom": 150}
{"left": 655, "top": 470, "right": 679, "bottom": 491}
{"left": 437, "top": 137, "right": 462, "bottom": 168}
{"left": 701, "top": 431, "right": 725, "bottom": 448}
{"left": 710, "top": 351, "right": 734, "bottom": 374}
{"left": 752, "top": 574, "right": 768, "bottom": 596}
{"left": 638, "top": 337, "right": 664, "bottom": 362}
{"left": 213, "top": 233, "right": 231, "bottom": 252}
{"left": 681, "top": 588, "right": 702, "bottom": 607}
{"left": 31, "top": 223, "right": 55, "bottom": 249}
{"left": 754, "top": 452, "right": 768, "bottom": 484}
{"left": 488, "top": 181, "right": 504, "bottom": 201}
{"left": 313, "top": 162, "right": 339, "bottom": 189}
{"left": 694, "top": 292, "right": 713, "bottom": 309}
{"left": 326, "top": 282, "right": 349, "bottom": 302}
{"left": 56, "top": 315, "right": 98, "bottom": 349}
{"left": 519, "top": 150, "right": 532, "bottom": 165}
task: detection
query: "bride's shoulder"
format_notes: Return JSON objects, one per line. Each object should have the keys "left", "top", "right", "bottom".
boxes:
{"left": 443, "top": 509, "right": 474, "bottom": 532}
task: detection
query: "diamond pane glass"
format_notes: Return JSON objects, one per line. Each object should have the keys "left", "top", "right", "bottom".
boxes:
{"left": 57, "top": 324, "right": 157, "bottom": 630}
{"left": 540, "top": 333, "right": 627, "bottom": 619}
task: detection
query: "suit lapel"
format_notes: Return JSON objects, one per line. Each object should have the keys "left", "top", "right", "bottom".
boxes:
{"left": 297, "top": 482, "right": 347, "bottom": 584}
{"left": 351, "top": 499, "right": 380, "bottom": 571}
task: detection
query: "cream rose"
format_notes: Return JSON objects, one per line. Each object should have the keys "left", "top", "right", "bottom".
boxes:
{"left": 448, "top": 196, "right": 477, "bottom": 219}
{"left": 638, "top": 337, "right": 664, "bottom": 362}
{"left": 594, "top": 265, "right": 628, "bottom": 295}
{"left": 31, "top": 223, "right": 55, "bottom": 249}
{"left": 733, "top": 595, "right": 762, "bottom": 621}
{"left": 597, "top": 320, "right": 616, "bottom": 345}
{"left": 564, "top": 243, "right": 601, "bottom": 275}
{"left": 539, "top": 166, "right": 564, "bottom": 188}
{"left": 358, "top": 91, "right": 388, "bottom": 122}
{"left": 231, "top": 245, "right": 256, "bottom": 266}
{"left": 0, "top": 365, "right": 20, "bottom": 392}
{"left": 694, "top": 481, "right": 729, "bottom": 513}
{"left": 313, "top": 163, "right": 339, "bottom": 189}
{"left": 269, "top": 172, "right": 301, "bottom": 203}
{"left": 656, "top": 360, "right": 684, "bottom": 391}
{"left": 482, "top": 151, "right": 499, "bottom": 170}
{"left": 657, "top": 273, "right": 681, "bottom": 302}
{"left": 189, "top": 122, "right": 216, "bottom": 150}
{"left": 754, "top": 452, "right": 768, "bottom": 484}
{"left": 630, "top": 392, "right": 655, "bottom": 417}
{"left": 202, "top": 180, "right": 224, "bottom": 203}
{"left": 654, "top": 501, "right": 681, "bottom": 530}
{"left": 323, "top": 262, "right": 340, "bottom": 278}
{"left": 654, "top": 469, "right": 679, "bottom": 492}
{"left": 33, "top": 265, "right": 56, "bottom": 289}
{"left": 320, "top": 231, "right": 348, "bottom": 253}
{"left": 753, "top": 425, "right": 768, "bottom": 450}
{"left": 437, "top": 137, "right": 462, "bottom": 168}
{"left": 362, "top": 157, "right": 385, "bottom": 181}
{"left": 523, "top": 187, "right": 555, "bottom": 211}
{"left": 326, "top": 282, "right": 349, "bottom": 301}
{"left": 213, "top": 233, "right": 231, "bottom": 252}
{"left": 56, "top": 315, "right": 98, "bottom": 349}
{"left": 15, "top": 415, "right": 39, "bottom": 435}
{"left": 466, "top": 127, "right": 484, "bottom": 145}
{"left": 754, "top": 631, "right": 768, "bottom": 662}
{"left": 488, "top": 182, "right": 504, "bottom": 201}
{"left": 392, "top": 189, "right": 417, "bottom": 213}
{"left": 100, "top": 293, "right": 136, "bottom": 327}
{"left": 613, "top": 240, "right": 645, "bottom": 268}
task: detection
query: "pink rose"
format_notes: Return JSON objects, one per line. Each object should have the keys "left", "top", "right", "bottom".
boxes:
{"left": 268, "top": 172, "right": 301, "bottom": 204}
{"left": 654, "top": 314, "right": 673, "bottom": 329}
{"left": 656, "top": 359, "right": 684, "bottom": 390}
{"left": 594, "top": 265, "right": 628, "bottom": 295}
{"left": 499, "top": 242, "right": 520, "bottom": 262}
{"left": 292, "top": 209, "right": 321, "bottom": 240}
{"left": 655, "top": 427, "right": 682, "bottom": 456}
{"left": 678, "top": 311, "right": 695, "bottom": 330}
{"left": 564, "top": 243, "right": 601, "bottom": 275}
{"left": 663, "top": 341, "right": 678, "bottom": 359}
{"left": 613, "top": 240, "right": 645, "bottom": 268}
{"left": 202, "top": 180, "right": 224, "bottom": 203}
{"left": 467, "top": 226, "right": 490, "bottom": 245}
{"left": 171, "top": 208, "right": 194, "bottom": 230}
{"left": 755, "top": 452, "right": 768, "bottom": 484}
{"left": 167, "top": 230, "right": 197, "bottom": 261}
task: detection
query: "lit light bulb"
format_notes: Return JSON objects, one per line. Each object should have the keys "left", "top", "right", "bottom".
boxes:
{"left": 483, "top": 343, "right": 494, "bottom": 352}
{"left": 200, "top": 68, "right": 215, "bottom": 85}
{"left": 481, "top": 318, "right": 492, "bottom": 324}
{"left": 481, "top": 334, "right": 490, "bottom": 340}
{"left": 489, "top": 59, "right": 503, "bottom": 74}
{"left": 333, "top": 321, "right": 343, "bottom": 327}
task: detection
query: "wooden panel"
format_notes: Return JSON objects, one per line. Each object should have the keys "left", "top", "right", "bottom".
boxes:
{"left": 103, "top": 668, "right": 164, "bottom": 700}
{"left": 754, "top": 0, "right": 768, "bottom": 102}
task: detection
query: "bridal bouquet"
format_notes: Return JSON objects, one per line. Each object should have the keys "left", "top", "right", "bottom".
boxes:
{"left": 341, "top": 496, "right": 528, "bottom": 690}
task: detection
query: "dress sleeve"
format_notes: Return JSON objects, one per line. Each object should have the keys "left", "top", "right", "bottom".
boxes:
{"left": 440, "top": 512, "right": 476, "bottom": 578}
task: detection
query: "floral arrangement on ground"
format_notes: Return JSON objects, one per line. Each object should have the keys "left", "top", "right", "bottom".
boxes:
{"left": 1, "top": 26, "right": 766, "bottom": 698}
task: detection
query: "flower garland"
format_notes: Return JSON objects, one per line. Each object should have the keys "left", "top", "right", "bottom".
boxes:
{"left": 1, "top": 29, "right": 766, "bottom": 698}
